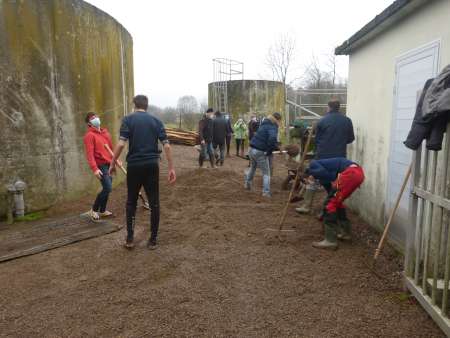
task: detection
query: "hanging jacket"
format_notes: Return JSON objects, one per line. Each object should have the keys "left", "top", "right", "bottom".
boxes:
{"left": 306, "top": 158, "right": 355, "bottom": 183}
{"left": 250, "top": 116, "right": 279, "bottom": 155}
{"left": 404, "top": 64, "right": 450, "bottom": 151}
{"left": 315, "top": 111, "right": 355, "bottom": 159}
{"left": 83, "top": 126, "right": 113, "bottom": 173}
{"left": 233, "top": 120, "right": 248, "bottom": 139}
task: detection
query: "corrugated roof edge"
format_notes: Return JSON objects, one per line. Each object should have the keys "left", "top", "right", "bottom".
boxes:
{"left": 335, "top": 0, "right": 430, "bottom": 55}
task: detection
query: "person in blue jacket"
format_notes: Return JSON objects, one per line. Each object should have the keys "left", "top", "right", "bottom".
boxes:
{"left": 244, "top": 112, "right": 281, "bottom": 197}
{"left": 296, "top": 100, "right": 355, "bottom": 214}
{"left": 303, "top": 157, "right": 364, "bottom": 250}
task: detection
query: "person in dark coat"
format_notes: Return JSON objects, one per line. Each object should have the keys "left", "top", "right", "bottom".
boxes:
{"left": 198, "top": 108, "right": 215, "bottom": 168}
{"left": 248, "top": 113, "right": 260, "bottom": 141}
{"left": 244, "top": 112, "right": 281, "bottom": 197}
{"left": 296, "top": 100, "right": 355, "bottom": 214}
{"left": 212, "top": 111, "right": 228, "bottom": 166}
{"left": 225, "top": 114, "right": 234, "bottom": 156}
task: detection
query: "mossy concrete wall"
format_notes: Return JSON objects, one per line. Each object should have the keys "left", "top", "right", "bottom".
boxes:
{"left": 208, "top": 80, "right": 285, "bottom": 122}
{"left": 0, "top": 0, "right": 134, "bottom": 216}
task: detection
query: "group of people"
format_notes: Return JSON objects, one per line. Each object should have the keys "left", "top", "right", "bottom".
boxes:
{"left": 197, "top": 110, "right": 264, "bottom": 168}
{"left": 243, "top": 100, "right": 365, "bottom": 251}
{"left": 197, "top": 109, "right": 233, "bottom": 168}
{"left": 83, "top": 95, "right": 364, "bottom": 252}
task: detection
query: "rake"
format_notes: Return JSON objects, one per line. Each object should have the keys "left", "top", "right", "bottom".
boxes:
{"left": 264, "top": 130, "right": 314, "bottom": 239}
{"left": 104, "top": 144, "right": 150, "bottom": 210}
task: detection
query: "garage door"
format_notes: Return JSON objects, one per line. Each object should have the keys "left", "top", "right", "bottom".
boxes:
{"left": 387, "top": 41, "right": 440, "bottom": 246}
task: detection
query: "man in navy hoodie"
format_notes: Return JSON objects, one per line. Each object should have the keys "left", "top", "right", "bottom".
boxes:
{"left": 304, "top": 158, "right": 364, "bottom": 250}
{"left": 244, "top": 112, "right": 281, "bottom": 197}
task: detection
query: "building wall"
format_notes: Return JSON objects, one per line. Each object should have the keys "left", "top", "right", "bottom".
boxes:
{"left": 0, "top": 0, "right": 134, "bottom": 216}
{"left": 208, "top": 80, "right": 285, "bottom": 122}
{"left": 345, "top": 0, "right": 450, "bottom": 244}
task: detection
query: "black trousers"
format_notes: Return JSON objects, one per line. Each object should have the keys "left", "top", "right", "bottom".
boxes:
{"left": 126, "top": 163, "right": 160, "bottom": 241}
{"left": 235, "top": 139, "right": 245, "bottom": 155}
{"left": 226, "top": 134, "right": 232, "bottom": 155}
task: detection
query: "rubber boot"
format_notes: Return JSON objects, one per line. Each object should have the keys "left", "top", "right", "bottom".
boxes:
{"left": 295, "top": 189, "right": 315, "bottom": 214}
{"left": 209, "top": 157, "right": 216, "bottom": 169}
{"left": 312, "top": 213, "right": 338, "bottom": 250}
{"left": 337, "top": 208, "right": 352, "bottom": 241}
{"left": 199, "top": 156, "right": 204, "bottom": 168}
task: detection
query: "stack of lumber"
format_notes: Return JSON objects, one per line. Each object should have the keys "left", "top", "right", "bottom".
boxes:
{"left": 166, "top": 128, "right": 199, "bottom": 146}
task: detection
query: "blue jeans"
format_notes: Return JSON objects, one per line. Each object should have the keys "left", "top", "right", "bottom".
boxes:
{"left": 213, "top": 142, "right": 225, "bottom": 163}
{"left": 245, "top": 148, "right": 271, "bottom": 194}
{"left": 200, "top": 142, "right": 214, "bottom": 162}
{"left": 93, "top": 164, "right": 112, "bottom": 212}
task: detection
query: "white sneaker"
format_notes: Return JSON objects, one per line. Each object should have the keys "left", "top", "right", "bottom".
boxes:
{"left": 88, "top": 209, "right": 100, "bottom": 221}
{"left": 98, "top": 210, "right": 113, "bottom": 217}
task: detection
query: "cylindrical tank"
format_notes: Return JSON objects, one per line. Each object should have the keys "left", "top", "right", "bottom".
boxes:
{"left": 0, "top": 0, "right": 134, "bottom": 216}
{"left": 208, "top": 80, "right": 285, "bottom": 121}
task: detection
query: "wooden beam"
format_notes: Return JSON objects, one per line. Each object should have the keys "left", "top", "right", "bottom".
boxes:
{"left": 414, "top": 187, "right": 450, "bottom": 211}
{"left": 0, "top": 222, "right": 123, "bottom": 263}
{"left": 405, "top": 276, "right": 450, "bottom": 336}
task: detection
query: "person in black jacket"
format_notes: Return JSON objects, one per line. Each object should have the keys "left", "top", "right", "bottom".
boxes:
{"left": 225, "top": 114, "right": 234, "bottom": 156}
{"left": 212, "top": 111, "right": 228, "bottom": 166}
{"left": 296, "top": 100, "right": 355, "bottom": 214}
{"left": 248, "top": 113, "right": 260, "bottom": 141}
{"left": 198, "top": 108, "right": 215, "bottom": 168}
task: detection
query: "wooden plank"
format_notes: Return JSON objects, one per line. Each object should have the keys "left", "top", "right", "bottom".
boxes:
{"left": 414, "top": 188, "right": 450, "bottom": 211}
{"left": 406, "top": 147, "right": 421, "bottom": 278}
{"left": 442, "top": 216, "right": 450, "bottom": 315}
{"left": 405, "top": 276, "right": 450, "bottom": 336}
{"left": 422, "top": 150, "right": 438, "bottom": 293}
{"left": 0, "top": 222, "right": 122, "bottom": 263}
{"left": 415, "top": 148, "right": 430, "bottom": 283}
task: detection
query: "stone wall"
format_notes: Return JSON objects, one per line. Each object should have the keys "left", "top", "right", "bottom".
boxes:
{"left": 0, "top": 0, "right": 134, "bottom": 216}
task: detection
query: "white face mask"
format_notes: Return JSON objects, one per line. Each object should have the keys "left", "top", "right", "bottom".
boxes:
{"left": 90, "top": 117, "right": 101, "bottom": 128}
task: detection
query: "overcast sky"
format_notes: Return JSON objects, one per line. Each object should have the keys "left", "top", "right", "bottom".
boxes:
{"left": 85, "top": 0, "right": 393, "bottom": 107}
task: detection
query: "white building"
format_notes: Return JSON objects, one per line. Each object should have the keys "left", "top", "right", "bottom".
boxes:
{"left": 336, "top": 0, "right": 450, "bottom": 249}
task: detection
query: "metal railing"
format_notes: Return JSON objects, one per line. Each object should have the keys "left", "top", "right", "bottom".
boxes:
{"left": 405, "top": 123, "right": 450, "bottom": 336}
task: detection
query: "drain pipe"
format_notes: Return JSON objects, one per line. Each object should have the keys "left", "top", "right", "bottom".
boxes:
{"left": 7, "top": 180, "right": 27, "bottom": 218}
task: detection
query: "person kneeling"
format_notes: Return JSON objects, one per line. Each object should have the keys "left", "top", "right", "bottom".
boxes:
{"left": 303, "top": 158, "right": 365, "bottom": 250}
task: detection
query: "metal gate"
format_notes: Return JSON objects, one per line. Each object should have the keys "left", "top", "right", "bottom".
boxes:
{"left": 405, "top": 123, "right": 450, "bottom": 335}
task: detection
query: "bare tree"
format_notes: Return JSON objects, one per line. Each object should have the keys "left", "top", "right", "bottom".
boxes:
{"left": 303, "top": 54, "right": 330, "bottom": 89}
{"left": 199, "top": 97, "right": 209, "bottom": 115}
{"left": 177, "top": 95, "right": 199, "bottom": 130}
{"left": 265, "top": 33, "right": 296, "bottom": 86}
{"left": 327, "top": 54, "right": 337, "bottom": 87}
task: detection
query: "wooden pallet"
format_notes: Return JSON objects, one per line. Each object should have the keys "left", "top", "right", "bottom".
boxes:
{"left": 0, "top": 215, "right": 123, "bottom": 263}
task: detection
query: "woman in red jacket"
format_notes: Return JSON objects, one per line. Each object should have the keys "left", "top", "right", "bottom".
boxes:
{"left": 83, "top": 112, "right": 114, "bottom": 221}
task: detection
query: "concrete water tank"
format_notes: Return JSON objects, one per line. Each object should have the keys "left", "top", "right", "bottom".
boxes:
{"left": 208, "top": 80, "right": 285, "bottom": 121}
{"left": 0, "top": 0, "right": 134, "bottom": 216}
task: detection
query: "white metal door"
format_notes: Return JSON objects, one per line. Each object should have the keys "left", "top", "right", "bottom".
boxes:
{"left": 387, "top": 41, "right": 440, "bottom": 245}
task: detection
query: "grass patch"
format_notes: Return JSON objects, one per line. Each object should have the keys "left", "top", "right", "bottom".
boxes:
{"left": 15, "top": 211, "right": 45, "bottom": 222}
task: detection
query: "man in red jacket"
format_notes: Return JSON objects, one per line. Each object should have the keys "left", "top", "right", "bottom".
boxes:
{"left": 83, "top": 112, "right": 114, "bottom": 221}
